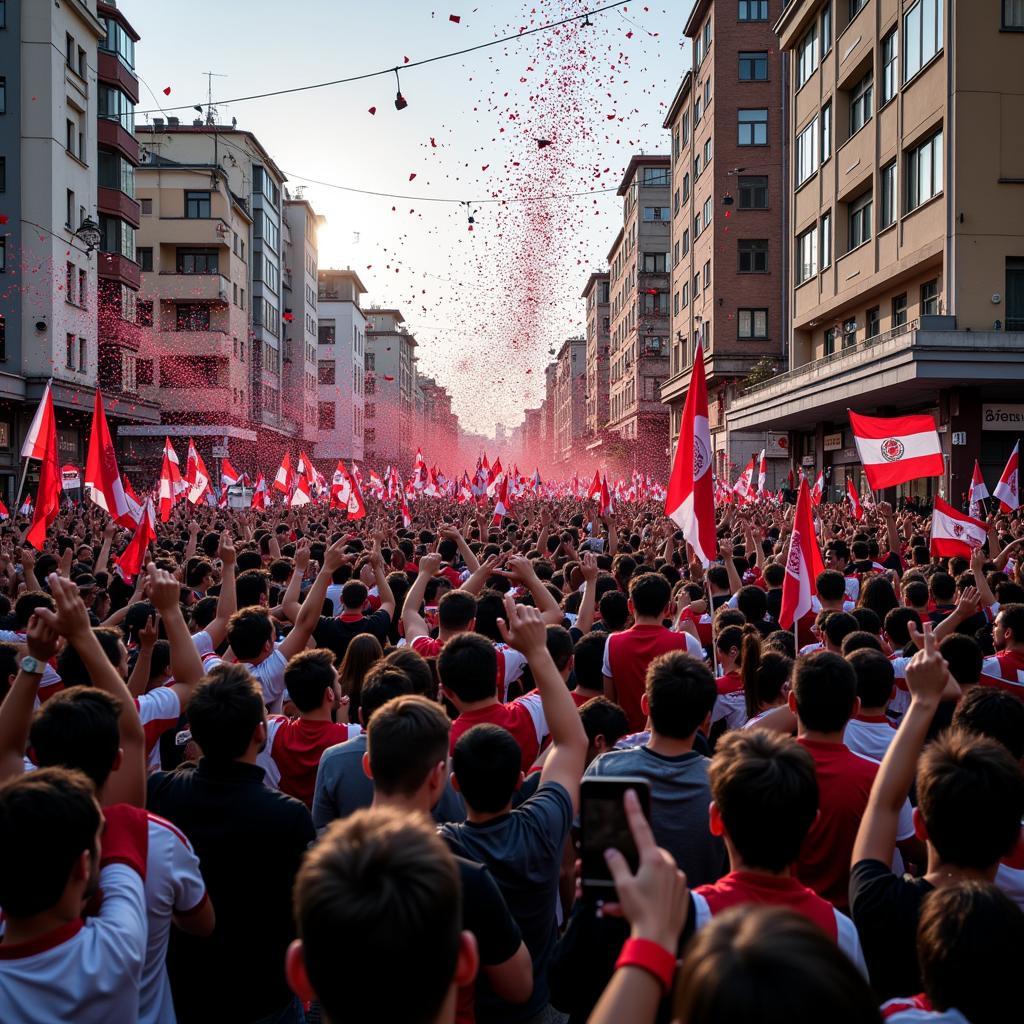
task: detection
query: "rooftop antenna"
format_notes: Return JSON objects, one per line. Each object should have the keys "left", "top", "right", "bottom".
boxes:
{"left": 203, "top": 71, "right": 227, "bottom": 125}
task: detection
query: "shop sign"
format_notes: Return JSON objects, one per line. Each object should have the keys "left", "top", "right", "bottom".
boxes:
{"left": 982, "top": 404, "right": 1024, "bottom": 431}
{"left": 823, "top": 432, "right": 843, "bottom": 452}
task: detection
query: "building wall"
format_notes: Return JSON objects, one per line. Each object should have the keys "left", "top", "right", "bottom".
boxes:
{"left": 282, "top": 199, "right": 321, "bottom": 444}
{"left": 582, "top": 273, "right": 610, "bottom": 436}
{"left": 554, "top": 336, "right": 586, "bottom": 463}
{"left": 364, "top": 308, "right": 414, "bottom": 469}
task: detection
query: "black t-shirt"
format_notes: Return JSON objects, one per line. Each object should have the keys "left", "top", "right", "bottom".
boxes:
{"left": 849, "top": 858, "right": 935, "bottom": 1001}
{"left": 312, "top": 608, "right": 391, "bottom": 660}
{"left": 458, "top": 855, "right": 523, "bottom": 968}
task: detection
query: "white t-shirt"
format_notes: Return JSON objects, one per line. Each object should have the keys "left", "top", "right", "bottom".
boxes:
{"left": 191, "top": 630, "right": 214, "bottom": 657}
{"left": 245, "top": 647, "right": 289, "bottom": 711}
{"left": 843, "top": 716, "right": 898, "bottom": 763}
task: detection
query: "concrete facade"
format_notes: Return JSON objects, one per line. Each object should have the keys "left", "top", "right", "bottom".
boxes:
{"left": 553, "top": 336, "right": 587, "bottom": 466}
{"left": 364, "top": 307, "right": 415, "bottom": 469}
{"left": 581, "top": 272, "right": 611, "bottom": 441}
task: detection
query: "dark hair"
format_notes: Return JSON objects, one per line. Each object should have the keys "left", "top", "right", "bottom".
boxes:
{"left": 338, "top": 634, "right": 384, "bottom": 719}
{"left": 902, "top": 579, "right": 929, "bottom": 608}
{"left": 673, "top": 906, "right": 882, "bottom": 1024}
{"left": 929, "top": 572, "right": 956, "bottom": 603}
{"left": 598, "top": 590, "right": 630, "bottom": 630}
{"left": 850, "top": 607, "right": 882, "bottom": 637}
{"left": 821, "top": 612, "right": 858, "bottom": 649}
{"left": 30, "top": 687, "right": 122, "bottom": 789}
{"left": 235, "top": 568, "right": 270, "bottom": 608}
{"left": 359, "top": 668, "right": 415, "bottom": 726}
{"left": 0, "top": 642, "right": 18, "bottom": 702}
{"left": 186, "top": 560, "right": 214, "bottom": 588}
{"left": 792, "top": 652, "right": 857, "bottom": 733}
{"left": 293, "top": 808, "right": 462, "bottom": 1024}
{"left": 236, "top": 550, "right": 263, "bottom": 573}
{"left": 381, "top": 647, "right": 435, "bottom": 699}
{"left": 188, "top": 664, "right": 266, "bottom": 762}
{"left": 884, "top": 606, "right": 922, "bottom": 647}
{"left": 227, "top": 607, "right": 274, "bottom": 661}
{"left": 573, "top": 632, "right": 607, "bottom": 691}
{"left": 858, "top": 576, "right": 899, "bottom": 620}
{"left": 743, "top": 649, "right": 793, "bottom": 720}
{"left": 917, "top": 883, "right": 1024, "bottom": 1024}
{"left": 846, "top": 648, "right": 895, "bottom": 709}
{"left": 711, "top": 730, "right": 819, "bottom": 872}
{"left": 645, "top": 652, "right": 716, "bottom": 739}
{"left": 471, "top": 590, "right": 505, "bottom": 643}
{"left": 763, "top": 562, "right": 785, "bottom": 588}
{"left": 341, "top": 580, "right": 368, "bottom": 611}
{"left": 56, "top": 626, "right": 124, "bottom": 687}
{"left": 437, "top": 633, "right": 498, "bottom": 703}
{"left": 815, "top": 570, "right": 847, "bottom": 603}
{"left": 438, "top": 590, "right": 477, "bottom": 632}
{"left": 0, "top": 768, "right": 101, "bottom": 918}
{"left": 917, "top": 730, "right": 1024, "bottom": 869}
{"left": 191, "top": 595, "right": 219, "bottom": 630}
{"left": 763, "top": 630, "right": 797, "bottom": 659}
{"left": 952, "top": 686, "right": 1024, "bottom": 761}
{"left": 367, "top": 695, "right": 451, "bottom": 797}
{"left": 284, "top": 649, "right": 337, "bottom": 713}
{"left": 735, "top": 586, "right": 768, "bottom": 626}
{"left": 546, "top": 625, "right": 574, "bottom": 673}
{"left": 997, "top": 603, "right": 1024, "bottom": 641}
{"left": 452, "top": 723, "right": 522, "bottom": 812}
{"left": 578, "top": 696, "right": 629, "bottom": 749}
{"left": 629, "top": 572, "right": 671, "bottom": 618}
{"left": 938, "top": 633, "right": 983, "bottom": 686}
{"left": 14, "top": 592, "right": 56, "bottom": 629}
{"left": 706, "top": 566, "right": 729, "bottom": 591}
{"left": 841, "top": 630, "right": 883, "bottom": 656}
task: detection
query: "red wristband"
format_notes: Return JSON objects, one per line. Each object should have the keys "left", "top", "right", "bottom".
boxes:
{"left": 615, "top": 937, "right": 677, "bottom": 993}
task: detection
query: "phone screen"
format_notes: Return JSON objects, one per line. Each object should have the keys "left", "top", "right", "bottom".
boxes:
{"left": 579, "top": 777, "right": 651, "bottom": 898}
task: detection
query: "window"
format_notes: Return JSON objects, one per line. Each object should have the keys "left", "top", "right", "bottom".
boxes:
{"left": 138, "top": 301, "right": 153, "bottom": 327}
{"left": 318, "top": 403, "right": 335, "bottom": 429}
{"left": 176, "top": 304, "right": 211, "bottom": 331}
{"left": 740, "top": 51, "right": 768, "bottom": 81}
{"left": 0, "top": 240, "right": 4, "bottom": 274}
{"left": 318, "top": 360, "right": 336, "bottom": 384}
{"left": 820, "top": 212, "right": 832, "bottom": 268}
{"left": 98, "top": 151, "right": 135, "bottom": 198}
{"left": 893, "top": 293, "right": 908, "bottom": 327}
{"left": 100, "top": 16, "right": 135, "bottom": 67}
{"left": 704, "top": 77, "right": 712, "bottom": 105}
{"left": 0, "top": 76, "right": 5, "bottom": 114}
{"left": 98, "top": 85, "right": 134, "bottom": 131}
{"left": 866, "top": 306, "right": 881, "bottom": 338}
{"left": 1005, "top": 0, "right": 1024, "bottom": 29}
{"left": 642, "top": 252, "right": 668, "bottom": 273}
{"left": 176, "top": 248, "right": 218, "bottom": 274}
{"left": 365, "top": 376, "right": 375, "bottom": 395}
{"left": 0, "top": 157, "right": 5, "bottom": 193}
{"left": 681, "top": 111, "right": 689, "bottom": 144}
{"left": 137, "top": 358, "right": 154, "bottom": 386}
{"left": 1006, "top": 258, "right": 1024, "bottom": 330}
{"left": 365, "top": 402, "right": 376, "bottom": 419}
{"left": 738, "top": 0, "right": 768, "bottom": 20}
{"left": 682, "top": 172, "right": 690, "bottom": 202}
{"left": 78, "top": 47, "right": 86, "bottom": 78}
{"left": 797, "top": 26, "right": 818, "bottom": 87}
{"left": 99, "top": 215, "right": 135, "bottom": 261}
{"left": 738, "top": 108, "right": 768, "bottom": 145}
{"left": 796, "top": 118, "right": 819, "bottom": 186}
{"left": 79, "top": 268, "right": 87, "bottom": 308}
{"left": 739, "top": 175, "right": 769, "bottom": 209}
{"left": 797, "top": 227, "right": 818, "bottom": 283}
{"left": 821, "top": 102, "right": 832, "bottom": 161}
{"left": 704, "top": 137, "right": 713, "bottom": 166}
{"left": 674, "top": 189, "right": 680, "bottom": 215}
{"left": 694, "top": 212, "right": 703, "bottom": 237}
{"left": 642, "top": 206, "right": 670, "bottom": 221}
{"left": 66, "top": 33, "right": 74, "bottom": 67}
{"left": 695, "top": 153, "right": 703, "bottom": 178}
{"left": 642, "top": 167, "right": 670, "bottom": 186}
{"left": 907, "top": 130, "right": 943, "bottom": 210}
{"left": 739, "top": 239, "right": 769, "bottom": 273}
{"left": 921, "top": 279, "right": 939, "bottom": 315}
{"left": 822, "top": 3, "right": 833, "bottom": 52}
{"left": 702, "top": 19, "right": 712, "bottom": 59}
{"left": 881, "top": 29, "right": 898, "bottom": 104}
{"left": 824, "top": 328, "right": 836, "bottom": 355}
{"left": 849, "top": 191, "right": 873, "bottom": 248}
{"left": 738, "top": 309, "right": 768, "bottom": 339}
{"left": 365, "top": 353, "right": 375, "bottom": 371}
{"left": 904, "top": 0, "right": 942, "bottom": 81}
{"left": 880, "top": 160, "right": 897, "bottom": 227}
{"left": 66, "top": 119, "right": 75, "bottom": 155}
{"left": 66, "top": 262, "right": 75, "bottom": 302}
{"left": 185, "top": 191, "right": 211, "bottom": 219}
{"left": 695, "top": 96, "right": 702, "bottom": 125}
{"left": 66, "top": 333, "right": 75, "bottom": 369}
{"left": 682, "top": 282, "right": 689, "bottom": 307}
{"left": 703, "top": 196, "right": 713, "bottom": 229}
{"left": 137, "top": 247, "right": 153, "bottom": 272}
{"left": 66, "top": 189, "right": 74, "bottom": 229}
{"left": 641, "top": 290, "right": 667, "bottom": 314}
{"left": 703, "top": 261, "right": 712, "bottom": 290}
{"left": 364, "top": 428, "right": 376, "bottom": 445}
{"left": 682, "top": 228, "right": 690, "bottom": 255}
{"left": 78, "top": 337, "right": 87, "bottom": 372}
{"left": 849, "top": 0, "right": 867, "bottom": 18}
{"left": 850, "top": 72, "right": 873, "bottom": 134}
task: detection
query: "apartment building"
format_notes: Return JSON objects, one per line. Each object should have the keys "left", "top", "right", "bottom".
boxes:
{"left": 661, "top": 1, "right": 788, "bottom": 489}
{"left": 364, "top": 308, "right": 415, "bottom": 468}
{"left": 416, "top": 375, "right": 460, "bottom": 468}
{"left": 581, "top": 272, "right": 611, "bottom": 448}
{"left": 316, "top": 268, "right": 366, "bottom": 465}
{"left": 553, "top": 336, "right": 587, "bottom": 466}
{"left": 542, "top": 360, "right": 557, "bottom": 464}
{"left": 282, "top": 197, "right": 322, "bottom": 446}
{"left": 606, "top": 155, "right": 672, "bottom": 479}
{"left": 729, "top": 0, "right": 1024, "bottom": 502}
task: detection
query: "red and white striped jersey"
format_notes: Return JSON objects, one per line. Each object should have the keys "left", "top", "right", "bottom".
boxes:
{"left": 843, "top": 714, "right": 898, "bottom": 762}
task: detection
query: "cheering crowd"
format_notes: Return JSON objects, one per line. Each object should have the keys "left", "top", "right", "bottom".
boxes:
{"left": 0, "top": 487, "right": 1022, "bottom": 1024}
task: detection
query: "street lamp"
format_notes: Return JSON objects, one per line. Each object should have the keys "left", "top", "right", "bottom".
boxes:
{"left": 75, "top": 216, "right": 102, "bottom": 254}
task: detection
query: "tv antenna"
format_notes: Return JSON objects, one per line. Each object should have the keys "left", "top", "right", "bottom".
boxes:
{"left": 202, "top": 71, "right": 228, "bottom": 125}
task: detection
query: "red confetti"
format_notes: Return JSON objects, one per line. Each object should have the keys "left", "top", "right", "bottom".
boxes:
{"left": 0, "top": 215, "right": 7, "bottom": 225}
{"left": 368, "top": 106, "right": 377, "bottom": 115}
{"left": 449, "top": 13, "right": 461, "bottom": 22}
{"left": 481, "top": 164, "right": 489, "bottom": 171}
{"left": 162, "top": 86, "right": 172, "bottom": 96}
{"left": 430, "top": 138, "right": 437, "bottom": 147}
{"left": 535, "top": 139, "right": 552, "bottom": 148}
{"left": 409, "top": 173, "right": 417, "bottom": 181}
{"left": 404, "top": 56, "right": 410, "bottom": 64}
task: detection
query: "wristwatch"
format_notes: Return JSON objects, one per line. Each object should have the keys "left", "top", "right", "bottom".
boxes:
{"left": 20, "top": 656, "right": 45, "bottom": 675}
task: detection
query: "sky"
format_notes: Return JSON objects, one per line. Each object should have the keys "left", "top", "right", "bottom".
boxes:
{"left": 129, "top": 0, "right": 690, "bottom": 436}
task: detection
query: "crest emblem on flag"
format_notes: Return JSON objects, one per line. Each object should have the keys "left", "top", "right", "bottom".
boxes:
{"left": 880, "top": 438, "right": 905, "bottom": 462}
{"left": 786, "top": 531, "right": 804, "bottom": 575}
{"left": 953, "top": 523, "right": 964, "bottom": 538}
{"left": 693, "top": 434, "right": 709, "bottom": 477}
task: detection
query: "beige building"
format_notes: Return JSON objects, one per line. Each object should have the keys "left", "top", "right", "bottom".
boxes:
{"left": 553, "top": 336, "right": 586, "bottom": 466}
{"left": 581, "top": 272, "right": 611, "bottom": 443}
{"left": 730, "top": 0, "right": 1024, "bottom": 502}
{"left": 364, "top": 307, "right": 416, "bottom": 468}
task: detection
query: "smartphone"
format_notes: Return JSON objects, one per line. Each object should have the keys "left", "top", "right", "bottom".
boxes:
{"left": 579, "top": 776, "right": 652, "bottom": 900}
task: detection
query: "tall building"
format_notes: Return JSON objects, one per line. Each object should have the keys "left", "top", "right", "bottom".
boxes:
{"left": 417, "top": 376, "right": 460, "bottom": 469}
{"left": 606, "top": 155, "right": 672, "bottom": 478}
{"left": 282, "top": 197, "right": 323, "bottom": 446}
{"left": 316, "top": 268, "right": 366, "bottom": 466}
{"left": 729, "top": 0, "right": 1024, "bottom": 503}
{"left": 364, "top": 307, "right": 416, "bottom": 468}
{"left": 553, "top": 336, "right": 587, "bottom": 467}
{"left": 661, "top": 0, "right": 787, "bottom": 490}
{"left": 581, "top": 272, "right": 611, "bottom": 454}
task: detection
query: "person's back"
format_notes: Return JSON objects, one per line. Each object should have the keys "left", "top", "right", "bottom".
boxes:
{"left": 147, "top": 665, "right": 316, "bottom": 1022}
{"left": 585, "top": 651, "right": 727, "bottom": 885}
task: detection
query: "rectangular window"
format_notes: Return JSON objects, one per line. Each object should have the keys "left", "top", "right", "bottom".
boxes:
{"left": 318, "top": 360, "right": 336, "bottom": 384}
{"left": 867, "top": 306, "right": 881, "bottom": 338}
{"left": 682, "top": 282, "right": 689, "bottom": 307}
{"left": 66, "top": 262, "right": 75, "bottom": 303}
{"left": 1005, "top": 257, "right": 1024, "bottom": 329}
{"left": 796, "top": 118, "right": 819, "bottom": 186}
{"left": 66, "top": 189, "right": 74, "bottom": 229}
{"left": 703, "top": 196, "right": 713, "bottom": 229}
{"left": 904, "top": 0, "right": 942, "bottom": 80}
{"left": 703, "top": 261, "right": 711, "bottom": 290}
{"left": 682, "top": 172, "right": 690, "bottom": 201}
{"left": 694, "top": 212, "right": 702, "bottom": 238}
{"left": 738, "top": 309, "right": 769, "bottom": 339}
{"left": 642, "top": 252, "right": 668, "bottom": 273}
{"left": 681, "top": 111, "right": 689, "bottom": 144}
{"left": 0, "top": 157, "right": 5, "bottom": 193}
{"left": 820, "top": 212, "right": 832, "bottom": 268}
{"left": 175, "top": 305, "right": 211, "bottom": 331}
{"left": 695, "top": 96, "right": 702, "bottom": 125}
{"left": 318, "top": 403, "right": 336, "bottom": 429}
{"left": 849, "top": 0, "right": 867, "bottom": 18}
{"left": 642, "top": 206, "right": 670, "bottom": 221}
{"left": 0, "top": 76, "right": 5, "bottom": 114}
{"left": 739, "top": 175, "right": 769, "bottom": 209}
{"left": 921, "top": 279, "right": 939, "bottom": 315}
{"left": 738, "top": 108, "right": 768, "bottom": 146}
{"left": 824, "top": 328, "right": 836, "bottom": 355}
{"left": 850, "top": 72, "right": 874, "bottom": 134}
{"left": 98, "top": 85, "right": 134, "bottom": 131}
{"left": 66, "top": 33, "right": 74, "bottom": 67}
{"left": 738, "top": 0, "right": 768, "bottom": 20}
{"left": 822, "top": 3, "right": 833, "bottom": 52}
{"left": 99, "top": 215, "right": 135, "bottom": 261}
{"left": 137, "top": 247, "right": 153, "bottom": 272}
{"left": 642, "top": 167, "right": 670, "bottom": 186}
{"left": 849, "top": 190, "right": 873, "bottom": 248}
{"left": 893, "top": 293, "right": 908, "bottom": 327}
{"left": 797, "top": 25, "right": 819, "bottom": 87}
{"left": 704, "top": 137, "right": 713, "bottom": 167}
{"left": 682, "top": 228, "right": 690, "bottom": 255}
{"left": 842, "top": 318, "right": 857, "bottom": 348}
{"left": 821, "top": 102, "right": 832, "bottom": 161}
{"left": 740, "top": 51, "right": 769, "bottom": 81}
{"left": 907, "top": 130, "right": 943, "bottom": 211}
{"left": 176, "top": 248, "right": 218, "bottom": 274}
{"left": 1005, "top": 0, "right": 1024, "bottom": 29}
{"left": 78, "top": 337, "right": 87, "bottom": 372}
{"left": 704, "top": 77, "right": 712, "bottom": 105}
{"left": 674, "top": 189, "right": 680, "bottom": 215}
{"left": 880, "top": 160, "right": 897, "bottom": 227}
{"left": 797, "top": 226, "right": 818, "bottom": 283}
{"left": 185, "top": 191, "right": 211, "bottom": 219}
{"left": 79, "top": 268, "right": 87, "bottom": 308}
{"left": 881, "top": 29, "right": 898, "bottom": 104}
{"left": 66, "top": 333, "right": 75, "bottom": 369}
{"left": 695, "top": 153, "right": 703, "bottom": 178}
{"left": 739, "top": 239, "right": 769, "bottom": 274}
{"left": 365, "top": 353, "right": 375, "bottom": 371}
{"left": 673, "top": 240, "right": 680, "bottom": 265}
{"left": 138, "top": 301, "right": 153, "bottom": 327}
{"left": 137, "top": 358, "right": 153, "bottom": 386}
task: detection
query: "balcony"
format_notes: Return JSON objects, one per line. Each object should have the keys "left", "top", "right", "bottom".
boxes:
{"left": 97, "top": 251, "right": 140, "bottom": 289}
{"left": 97, "top": 119, "right": 140, "bottom": 163}
{"left": 154, "top": 219, "right": 235, "bottom": 248}
{"left": 97, "top": 52, "right": 140, "bottom": 103}
{"left": 146, "top": 329, "right": 234, "bottom": 358}
{"left": 97, "top": 187, "right": 141, "bottom": 229}
{"left": 728, "top": 318, "right": 1024, "bottom": 432}
{"left": 154, "top": 273, "right": 231, "bottom": 303}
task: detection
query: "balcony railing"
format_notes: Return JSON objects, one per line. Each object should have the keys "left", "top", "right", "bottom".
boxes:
{"left": 743, "top": 319, "right": 920, "bottom": 396}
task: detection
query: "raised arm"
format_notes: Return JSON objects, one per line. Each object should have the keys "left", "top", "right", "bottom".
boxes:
{"left": 441, "top": 524, "right": 480, "bottom": 574}
{"left": 971, "top": 548, "right": 998, "bottom": 608}
{"left": 403, "top": 552, "right": 442, "bottom": 643}
{"left": 126, "top": 613, "right": 157, "bottom": 698}
{"left": 459, "top": 552, "right": 501, "bottom": 598}
{"left": 369, "top": 540, "right": 395, "bottom": 620}
{"left": 277, "top": 540, "right": 344, "bottom": 659}
{"left": 576, "top": 553, "right": 599, "bottom": 635}
{"left": 204, "top": 531, "right": 238, "bottom": 648}
{"left": 148, "top": 565, "right": 206, "bottom": 707}
{"left": 499, "top": 555, "right": 563, "bottom": 625}
{"left": 281, "top": 539, "right": 311, "bottom": 625}
{"left": 184, "top": 520, "right": 200, "bottom": 564}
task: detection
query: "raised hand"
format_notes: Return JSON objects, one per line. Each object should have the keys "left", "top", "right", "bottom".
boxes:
{"left": 905, "top": 621, "right": 956, "bottom": 703}
{"left": 146, "top": 564, "right": 184, "bottom": 615}
{"left": 496, "top": 593, "right": 547, "bottom": 657}
{"left": 24, "top": 610, "right": 61, "bottom": 663}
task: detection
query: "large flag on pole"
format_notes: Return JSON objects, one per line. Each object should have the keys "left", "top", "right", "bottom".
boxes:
{"left": 846, "top": 477, "right": 864, "bottom": 522}
{"left": 114, "top": 499, "right": 156, "bottom": 582}
{"left": 25, "top": 386, "right": 61, "bottom": 549}
{"left": 779, "top": 478, "right": 825, "bottom": 630}
{"left": 158, "top": 438, "right": 183, "bottom": 523}
{"left": 84, "top": 390, "right": 134, "bottom": 527}
{"left": 930, "top": 497, "right": 988, "bottom": 558}
{"left": 849, "top": 410, "right": 944, "bottom": 489}
{"left": 968, "top": 460, "right": 989, "bottom": 520}
{"left": 665, "top": 346, "right": 716, "bottom": 565}
{"left": 21, "top": 380, "right": 55, "bottom": 461}
{"left": 994, "top": 442, "right": 1019, "bottom": 513}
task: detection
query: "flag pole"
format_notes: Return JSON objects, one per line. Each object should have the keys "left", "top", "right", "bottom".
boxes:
{"left": 13, "top": 457, "right": 31, "bottom": 512}
{"left": 705, "top": 575, "right": 720, "bottom": 678}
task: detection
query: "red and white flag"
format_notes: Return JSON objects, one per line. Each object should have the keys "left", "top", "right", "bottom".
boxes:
{"left": 994, "top": 442, "right": 1019, "bottom": 513}
{"left": 968, "top": 460, "right": 989, "bottom": 519}
{"left": 0, "top": 497, "right": 8, "bottom": 521}
{"left": 733, "top": 457, "right": 756, "bottom": 501}
{"left": 930, "top": 497, "right": 988, "bottom": 558}
{"left": 114, "top": 499, "right": 156, "bottom": 582}
{"left": 220, "top": 457, "right": 240, "bottom": 488}
{"left": 347, "top": 474, "right": 367, "bottom": 520}
{"left": 122, "top": 475, "right": 144, "bottom": 524}
{"left": 849, "top": 410, "right": 944, "bottom": 489}
{"left": 25, "top": 383, "right": 61, "bottom": 550}
{"left": 401, "top": 494, "right": 412, "bottom": 528}
{"left": 330, "top": 461, "right": 352, "bottom": 509}
{"left": 21, "top": 380, "right": 55, "bottom": 461}
{"left": 158, "top": 438, "right": 184, "bottom": 523}
{"left": 599, "top": 475, "right": 614, "bottom": 518}
{"left": 84, "top": 390, "right": 134, "bottom": 527}
{"left": 19, "top": 495, "right": 33, "bottom": 518}
{"left": 665, "top": 347, "right": 716, "bottom": 565}
{"left": 250, "top": 472, "right": 270, "bottom": 510}
{"left": 809, "top": 470, "right": 824, "bottom": 507}
{"left": 846, "top": 477, "right": 864, "bottom": 522}
{"left": 491, "top": 476, "right": 511, "bottom": 527}
{"left": 757, "top": 449, "right": 767, "bottom": 495}
{"left": 587, "top": 471, "right": 602, "bottom": 501}
{"left": 273, "top": 453, "right": 293, "bottom": 493}
{"left": 779, "top": 478, "right": 825, "bottom": 630}
{"left": 185, "top": 440, "right": 212, "bottom": 505}
{"left": 412, "top": 448, "right": 428, "bottom": 491}
{"left": 289, "top": 472, "right": 311, "bottom": 506}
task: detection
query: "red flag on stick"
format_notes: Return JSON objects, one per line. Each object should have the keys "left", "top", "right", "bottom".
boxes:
{"left": 779, "top": 479, "right": 825, "bottom": 630}
{"left": 25, "top": 386, "right": 60, "bottom": 550}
